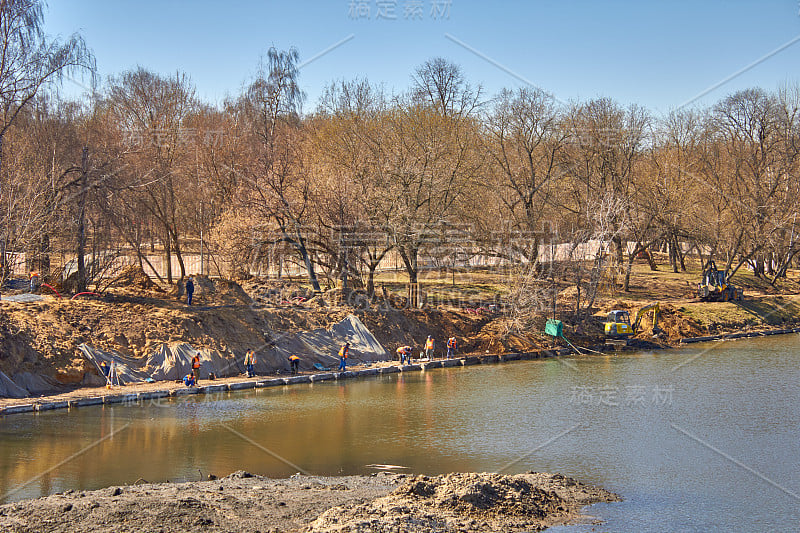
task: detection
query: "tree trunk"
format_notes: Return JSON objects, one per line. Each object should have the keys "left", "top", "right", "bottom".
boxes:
{"left": 76, "top": 146, "right": 88, "bottom": 293}
{"left": 399, "top": 246, "right": 419, "bottom": 307}
{"left": 622, "top": 254, "right": 634, "bottom": 292}
{"left": 292, "top": 231, "right": 321, "bottom": 292}
{"left": 164, "top": 231, "right": 172, "bottom": 283}
{"left": 612, "top": 235, "right": 624, "bottom": 267}
{"left": 646, "top": 250, "right": 658, "bottom": 271}
{"left": 366, "top": 264, "right": 377, "bottom": 297}
{"left": 669, "top": 240, "right": 678, "bottom": 273}
{"left": 171, "top": 229, "right": 186, "bottom": 280}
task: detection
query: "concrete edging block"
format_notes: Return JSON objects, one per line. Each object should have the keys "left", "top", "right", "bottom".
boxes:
{"left": 229, "top": 381, "right": 257, "bottom": 391}
{"left": 35, "top": 401, "right": 69, "bottom": 412}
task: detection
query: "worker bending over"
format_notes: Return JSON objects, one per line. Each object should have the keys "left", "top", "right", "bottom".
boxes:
{"left": 288, "top": 355, "right": 300, "bottom": 374}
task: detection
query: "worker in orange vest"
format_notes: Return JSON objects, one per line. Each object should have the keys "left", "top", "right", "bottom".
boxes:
{"left": 446, "top": 337, "right": 458, "bottom": 359}
{"left": 288, "top": 355, "right": 300, "bottom": 374}
{"left": 425, "top": 336, "right": 435, "bottom": 359}
{"left": 396, "top": 345, "right": 412, "bottom": 365}
{"left": 244, "top": 349, "right": 257, "bottom": 377}
{"left": 338, "top": 342, "right": 349, "bottom": 371}
{"left": 29, "top": 270, "right": 39, "bottom": 293}
{"left": 191, "top": 353, "right": 201, "bottom": 384}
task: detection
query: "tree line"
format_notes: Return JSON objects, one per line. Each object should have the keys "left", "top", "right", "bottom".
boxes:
{"left": 1, "top": 1, "right": 799, "bottom": 306}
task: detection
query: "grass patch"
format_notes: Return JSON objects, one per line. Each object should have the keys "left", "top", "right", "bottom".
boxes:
{"left": 679, "top": 295, "right": 800, "bottom": 327}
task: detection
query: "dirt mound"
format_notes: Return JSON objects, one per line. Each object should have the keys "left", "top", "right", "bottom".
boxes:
{"left": 197, "top": 277, "right": 252, "bottom": 306}
{"left": 109, "top": 265, "right": 164, "bottom": 293}
{"left": 0, "top": 471, "right": 618, "bottom": 533}
{"left": 308, "top": 472, "right": 620, "bottom": 532}
{"left": 357, "top": 308, "right": 491, "bottom": 355}
{"left": 167, "top": 276, "right": 252, "bottom": 307}
{"left": 656, "top": 303, "right": 704, "bottom": 340}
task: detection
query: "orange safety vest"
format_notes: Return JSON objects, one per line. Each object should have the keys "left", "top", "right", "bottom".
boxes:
{"left": 425, "top": 338, "right": 434, "bottom": 350}
{"left": 245, "top": 352, "right": 256, "bottom": 364}
{"left": 339, "top": 345, "right": 349, "bottom": 358}
{"left": 192, "top": 356, "right": 201, "bottom": 369}
{"left": 447, "top": 337, "right": 457, "bottom": 348}
{"left": 289, "top": 355, "right": 300, "bottom": 361}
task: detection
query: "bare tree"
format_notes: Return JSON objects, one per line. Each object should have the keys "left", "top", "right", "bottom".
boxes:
{"left": 411, "top": 57, "right": 481, "bottom": 117}
{"left": 0, "top": 0, "right": 94, "bottom": 271}
{"left": 107, "top": 68, "right": 197, "bottom": 283}
{"left": 313, "top": 79, "right": 396, "bottom": 295}
{"left": 483, "top": 87, "right": 567, "bottom": 266}
{"left": 237, "top": 47, "right": 323, "bottom": 291}
{"left": 561, "top": 98, "right": 649, "bottom": 290}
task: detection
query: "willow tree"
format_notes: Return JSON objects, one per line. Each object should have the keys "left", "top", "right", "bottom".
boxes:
{"left": 0, "top": 0, "right": 94, "bottom": 274}
{"left": 237, "top": 47, "right": 322, "bottom": 291}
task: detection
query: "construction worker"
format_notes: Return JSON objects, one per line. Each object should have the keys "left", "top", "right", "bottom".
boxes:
{"left": 446, "top": 337, "right": 458, "bottom": 359}
{"left": 183, "top": 373, "right": 195, "bottom": 387}
{"left": 191, "top": 353, "right": 201, "bottom": 384}
{"left": 186, "top": 276, "right": 195, "bottom": 305}
{"left": 396, "top": 346, "right": 412, "bottom": 365}
{"left": 244, "top": 350, "right": 256, "bottom": 377}
{"left": 338, "top": 342, "right": 350, "bottom": 371}
{"left": 425, "top": 336, "right": 435, "bottom": 359}
{"left": 288, "top": 355, "right": 300, "bottom": 374}
{"left": 29, "top": 270, "right": 39, "bottom": 293}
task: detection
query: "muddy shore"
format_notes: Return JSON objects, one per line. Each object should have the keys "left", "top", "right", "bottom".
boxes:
{"left": 4, "top": 322, "right": 800, "bottom": 414}
{"left": 0, "top": 351, "right": 574, "bottom": 413}
{"left": 0, "top": 470, "right": 620, "bottom": 532}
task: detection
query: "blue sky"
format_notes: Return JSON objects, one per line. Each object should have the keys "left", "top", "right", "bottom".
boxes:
{"left": 45, "top": 0, "right": 800, "bottom": 114}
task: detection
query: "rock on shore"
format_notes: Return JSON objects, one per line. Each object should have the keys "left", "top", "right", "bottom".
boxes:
{"left": 0, "top": 471, "right": 619, "bottom": 533}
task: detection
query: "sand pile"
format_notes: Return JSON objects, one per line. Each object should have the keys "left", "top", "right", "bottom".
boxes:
{"left": 0, "top": 472, "right": 619, "bottom": 533}
{"left": 309, "top": 472, "right": 619, "bottom": 532}
{"left": 109, "top": 265, "right": 164, "bottom": 293}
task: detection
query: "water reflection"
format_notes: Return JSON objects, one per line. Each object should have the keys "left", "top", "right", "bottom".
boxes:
{"left": 1, "top": 336, "right": 799, "bottom": 531}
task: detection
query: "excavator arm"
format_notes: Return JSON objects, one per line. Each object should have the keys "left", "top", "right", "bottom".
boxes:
{"left": 632, "top": 303, "right": 660, "bottom": 334}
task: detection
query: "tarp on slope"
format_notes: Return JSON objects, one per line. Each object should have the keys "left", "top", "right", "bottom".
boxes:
{"left": 0, "top": 370, "right": 30, "bottom": 398}
{"left": 75, "top": 314, "right": 389, "bottom": 385}
{"left": 11, "top": 372, "right": 64, "bottom": 395}
{"left": 279, "top": 314, "right": 389, "bottom": 371}
{"left": 77, "top": 345, "right": 151, "bottom": 384}
{"left": 146, "top": 344, "right": 238, "bottom": 381}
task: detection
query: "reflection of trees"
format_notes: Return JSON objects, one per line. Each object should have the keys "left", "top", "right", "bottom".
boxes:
{"left": 1, "top": 372, "right": 516, "bottom": 501}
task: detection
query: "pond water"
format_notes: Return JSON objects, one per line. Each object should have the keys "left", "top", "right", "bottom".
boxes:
{"left": 1, "top": 334, "right": 799, "bottom": 531}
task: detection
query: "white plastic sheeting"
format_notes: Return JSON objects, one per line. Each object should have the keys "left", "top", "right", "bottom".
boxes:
{"left": 147, "top": 343, "right": 238, "bottom": 381}
{"left": 11, "top": 372, "right": 63, "bottom": 395}
{"left": 3, "top": 293, "right": 45, "bottom": 303}
{"left": 73, "top": 314, "right": 389, "bottom": 387}
{"left": 0, "top": 370, "right": 29, "bottom": 398}
{"left": 77, "top": 345, "right": 151, "bottom": 384}
{"left": 279, "top": 314, "right": 389, "bottom": 371}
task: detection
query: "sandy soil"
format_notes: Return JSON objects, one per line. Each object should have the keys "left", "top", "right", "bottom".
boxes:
{"left": 0, "top": 471, "right": 620, "bottom": 533}
{"left": 2, "top": 265, "right": 799, "bottom": 403}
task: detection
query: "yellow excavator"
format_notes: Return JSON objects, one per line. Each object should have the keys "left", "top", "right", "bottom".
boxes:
{"left": 697, "top": 260, "right": 743, "bottom": 302}
{"left": 604, "top": 302, "right": 662, "bottom": 339}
